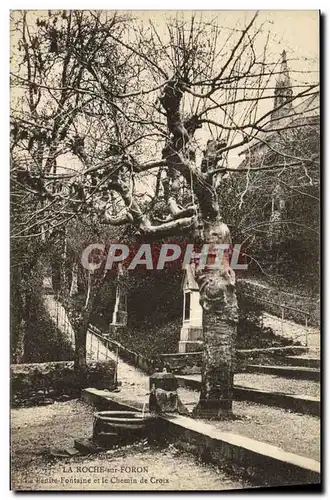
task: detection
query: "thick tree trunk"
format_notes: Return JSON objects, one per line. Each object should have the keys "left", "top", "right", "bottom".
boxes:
{"left": 159, "top": 78, "right": 238, "bottom": 418}
{"left": 69, "top": 262, "right": 78, "bottom": 297}
{"left": 72, "top": 269, "right": 108, "bottom": 374}
{"left": 193, "top": 309, "right": 237, "bottom": 418}
{"left": 193, "top": 218, "right": 238, "bottom": 419}
{"left": 73, "top": 314, "right": 89, "bottom": 375}
{"left": 13, "top": 318, "right": 27, "bottom": 364}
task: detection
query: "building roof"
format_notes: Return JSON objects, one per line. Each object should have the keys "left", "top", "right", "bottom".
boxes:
{"left": 182, "top": 264, "right": 199, "bottom": 291}
{"left": 239, "top": 94, "right": 319, "bottom": 157}
{"left": 239, "top": 51, "right": 319, "bottom": 158}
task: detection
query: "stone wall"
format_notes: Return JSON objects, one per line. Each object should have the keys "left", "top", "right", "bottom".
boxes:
{"left": 160, "top": 352, "right": 202, "bottom": 374}
{"left": 11, "top": 360, "right": 116, "bottom": 407}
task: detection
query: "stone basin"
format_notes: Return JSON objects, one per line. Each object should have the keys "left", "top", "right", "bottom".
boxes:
{"left": 93, "top": 411, "right": 157, "bottom": 447}
{"left": 94, "top": 410, "right": 155, "bottom": 429}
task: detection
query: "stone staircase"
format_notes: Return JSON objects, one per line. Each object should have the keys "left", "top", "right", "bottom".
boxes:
{"left": 246, "top": 350, "right": 321, "bottom": 381}
{"left": 175, "top": 348, "right": 321, "bottom": 416}
{"left": 245, "top": 364, "right": 320, "bottom": 381}
{"left": 285, "top": 355, "right": 320, "bottom": 369}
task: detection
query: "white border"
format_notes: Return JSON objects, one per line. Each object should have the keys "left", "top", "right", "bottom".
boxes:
{"left": 1, "top": 3, "right": 327, "bottom": 499}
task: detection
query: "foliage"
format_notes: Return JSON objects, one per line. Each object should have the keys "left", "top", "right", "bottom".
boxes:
{"left": 10, "top": 230, "right": 75, "bottom": 362}
{"left": 236, "top": 294, "right": 294, "bottom": 349}
{"left": 23, "top": 298, "right": 74, "bottom": 363}
{"left": 11, "top": 359, "right": 115, "bottom": 406}
{"left": 116, "top": 318, "right": 182, "bottom": 359}
{"left": 10, "top": 11, "right": 319, "bottom": 377}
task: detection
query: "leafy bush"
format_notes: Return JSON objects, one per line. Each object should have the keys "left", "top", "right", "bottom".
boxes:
{"left": 23, "top": 298, "right": 74, "bottom": 363}
{"left": 114, "top": 317, "right": 182, "bottom": 359}
{"left": 11, "top": 360, "right": 116, "bottom": 406}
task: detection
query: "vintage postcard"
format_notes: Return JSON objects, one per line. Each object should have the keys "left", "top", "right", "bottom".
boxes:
{"left": 10, "top": 10, "right": 320, "bottom": 491}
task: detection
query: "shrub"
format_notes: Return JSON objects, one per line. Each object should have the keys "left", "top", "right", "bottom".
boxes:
{"left": 11, "top": 360, "right": 116, "bottom": 406}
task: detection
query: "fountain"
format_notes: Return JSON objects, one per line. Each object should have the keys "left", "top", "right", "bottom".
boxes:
{"left": 92, "top": 408, "right": 156, "bottom": 449}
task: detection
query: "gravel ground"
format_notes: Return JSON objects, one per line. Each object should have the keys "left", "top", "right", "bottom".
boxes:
{"left": 197, "top": 401, "right": 320, "bottom": 462}
{"left": 175, "top": 387, "right": 320, "bottom": 461}
{"left": 11, "top": 400, "right": 95, "bottom": 471}
{"left": 235, "top": 373, "right": 320, "bottom": 398}
{"left": 11, "top": 400, "right": 252, "bottom": 492}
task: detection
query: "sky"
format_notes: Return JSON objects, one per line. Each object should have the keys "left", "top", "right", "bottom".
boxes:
{"left": 11, "top": 10, "right": 319, "bottom": 173}
{"left": 123, "top": 10, "right": 319, "bottom": 63}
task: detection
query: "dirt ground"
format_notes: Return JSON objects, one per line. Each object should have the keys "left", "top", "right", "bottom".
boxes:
{"left": 199, "top": 401, "right": 320, "bottom": 462}
{"left": 11, "top": 400, "right": 252, "bottom": 491}
{"left": 176, "top": 388, "right": 320, "bottom": 461}
{"left": 234, "top": 373, "right": 320, "bottom": 398}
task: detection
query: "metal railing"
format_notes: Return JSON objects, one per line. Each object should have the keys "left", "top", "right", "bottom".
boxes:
{"left": 258, "top": 297, "right": 310, "bottom": 347}
{"left": 52, "top": 296, "right": 75, "bottom": 347}
{"left": 87, "top": 327, "right": 120, "bottom": 384}
{"left": 87, "top": 327, "right": 110, "bottom": 360}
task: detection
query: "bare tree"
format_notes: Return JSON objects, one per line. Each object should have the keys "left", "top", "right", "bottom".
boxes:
{"left": 11, "top": 11, "right": 319, "bottom": 417}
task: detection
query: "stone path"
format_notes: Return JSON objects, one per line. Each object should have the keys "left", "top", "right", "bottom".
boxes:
{"left": 86, "top": 331, "right": 151, "bottom": 403}
{"left": 43, "top": 295, "right": 197, "bottom": 407}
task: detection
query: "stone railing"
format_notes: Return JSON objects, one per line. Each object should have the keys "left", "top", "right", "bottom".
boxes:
{"left": 157, "top": 346, "right": 309, "bottom": 375}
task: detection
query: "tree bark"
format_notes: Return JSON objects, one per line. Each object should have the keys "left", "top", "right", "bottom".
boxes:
{"left": 70, "top": 269, "right": 109, "bottom": 374}
{"left": 74, "top": 313, "right": 90, "bottom": 374}
{"left": 158, "top": 78, "right": 239, "bottom": 419}
{"left": 13, "top": 318, "right": 27, "bottom": 364}
{"left": 60, "top": 230, "right": 69, "bottom": 296}
{"left": 69, "top": 262, "right": 78, "bottom": 297}
{"left": 193, "top": 217, "right": 238, "bottom": 419}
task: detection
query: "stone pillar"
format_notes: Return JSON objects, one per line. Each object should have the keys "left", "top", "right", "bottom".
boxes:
{"left": 149, "top": 372, "right": 188, "bottom": 415}
{"left": 110, "top": 264, "right": 128, "bottom": 327}
{"left": 69, "top": 262, "right": 78, "bottom": 297}
{"left": 179, "top": 265, "right": 203, "bottom": 353}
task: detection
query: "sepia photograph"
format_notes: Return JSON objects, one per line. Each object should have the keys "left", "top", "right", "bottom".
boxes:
{"left": 10, "top": 9, "right": 320, "bottom": 492}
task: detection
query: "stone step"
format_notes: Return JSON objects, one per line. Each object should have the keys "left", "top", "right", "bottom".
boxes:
{"left": 246, "top": 364, "right": 320, "bottom": 381}
{"left": 285, "top": 356, "right": 320, "bottom": 368}
{"left": 234, "top": 386, "right": 320, "bottom": 416}
{"left": 176, "top": 375, "right": 320, "bottom": 415}
{"left": 86, "top": 389, "right": 320, "bottom": 486}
